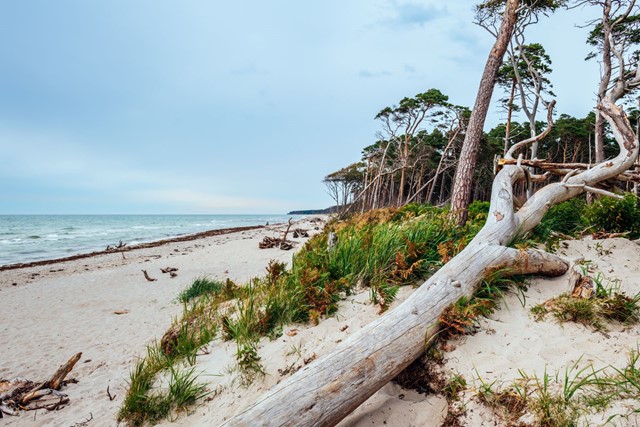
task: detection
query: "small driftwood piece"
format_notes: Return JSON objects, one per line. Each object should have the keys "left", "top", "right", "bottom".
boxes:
{"left": 107, "top": 385, "right": 116, "bottom": 401}
{"left": 142, "top": 270, "right": 157, "bottom": 282}
{"left": 0, "top": 352, "right": 81, "bottom": 417}
{"left": 160, "top": 267, "right": 178, "bottom": 278}
{"left": 568, "top": 267, "right": 595, "bottom": 299}
{"left": 591, "top": 231, "right": 629, "bottom": 239}
{"left": 48, "top": 352, "right": 81, "bottom": 390}
{"left": 106, "top": 241, "right": 128, "bottom": 259}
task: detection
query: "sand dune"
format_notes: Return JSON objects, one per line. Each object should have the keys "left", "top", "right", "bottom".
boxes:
{"left": 1, "top": 224, "right": 639, "bottom": 426}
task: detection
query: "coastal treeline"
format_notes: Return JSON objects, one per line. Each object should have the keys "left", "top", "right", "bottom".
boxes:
{"left": 324, "top": 106, "right": 617, "bottom": 212}
{"left": 324, "top": 0, "right": 640, "bottom": 217}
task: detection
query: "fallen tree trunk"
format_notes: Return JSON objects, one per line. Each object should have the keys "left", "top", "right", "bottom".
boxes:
{"left": 224, "top": 165, "right": 569, "bottom": 427}
{"left": 225, "top": 62, "right": 639, "bottom": 427}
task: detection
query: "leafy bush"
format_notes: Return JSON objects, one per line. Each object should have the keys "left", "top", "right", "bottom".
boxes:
{"left": 531, "top": 193, "right": 640, "bottom": 241}
{"left": 467, "top": 200, "right": 490, "bottom": 221}
{"left": 291, "top": 205, "right": 486, "bottom": 315}
{"left": 532, "top": 197, "right": 587, "bottom": 241}
{"left": 584, "top": 193, "right": 640, "bottom": 239}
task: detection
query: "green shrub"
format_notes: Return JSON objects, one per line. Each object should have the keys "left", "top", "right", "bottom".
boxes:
{"left": 584, "top": 193, "right": 640, "bottom": 239}
{"left": 467, "top": 200, "right": 490, "bottom": 221}
{"left": 532, "top": 197, "right": 587, "bottom": 241}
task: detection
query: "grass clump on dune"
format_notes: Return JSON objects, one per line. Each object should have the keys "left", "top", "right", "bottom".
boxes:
{"left": 531, "top": 271, "right": 640, "bottom": 333}
{"left": 473, "top": 350, "right": 640, "bottom": 426}
{"left": 178, "top": 277, "right": 225, "bottom": 303}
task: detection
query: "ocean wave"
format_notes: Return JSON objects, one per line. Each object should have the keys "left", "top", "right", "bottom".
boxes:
{"left": 1, "top": 238, "right": 23, "bottom": 244}
{"left": 2, "top": 214, "right": 297, "bottom": 265}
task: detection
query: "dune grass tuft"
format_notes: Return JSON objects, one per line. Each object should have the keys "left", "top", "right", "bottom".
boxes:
{"left": 531, "top": 271, "right": 640, "bottom": 333}
{"left": 178, "top": 277, "right": 225, "bottom": 303}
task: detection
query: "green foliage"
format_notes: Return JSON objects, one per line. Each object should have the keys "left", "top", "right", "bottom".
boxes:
{"left": 443, "top": 373, "right": 468, "bottom": 401}
{"left": 584, "top": 193, "right": 640, "bottom": 239}
{"left": 530, "top": 193, "right": 640, "bottom": 247}
{"left": 474, "top": 352, "right": 640, "bottom": 426}
{"left": 118, "top": 355, "right": 208, "bottom": 426}
{"left": 532, "top": 197, "right": 587, "bottom": 241}
{"left": 292, "top": 205, "right": 486, "bottom": 315}
{"left": 178, "top": 277, "right": 225, "bottom": 303}
{"left": 531, "top": 271, "right": 640, "bottom": 333}
{"left": 467, "top": 200, "right": 490, "bottom": 221}
{"left": 439, "top": 270, "right": 526, "bottom": 339}
{"left": 116, "top": 203, "right": 531, "bottom": 423}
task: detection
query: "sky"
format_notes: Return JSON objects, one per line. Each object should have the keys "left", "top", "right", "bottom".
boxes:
{"left": 0, "top": 1, "right": 601, "bottom": 214}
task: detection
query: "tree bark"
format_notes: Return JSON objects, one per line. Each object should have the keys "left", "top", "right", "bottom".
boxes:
{"left": 595, "top": 0, "right": 613, "bottom": 163}
{"left": 450, "top": 0, "right": 520, "bottom": 225}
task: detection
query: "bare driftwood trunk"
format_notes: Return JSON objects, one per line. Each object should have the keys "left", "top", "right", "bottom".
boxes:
{"left": 225, "top": 90, "right": 638, "bottom": 427}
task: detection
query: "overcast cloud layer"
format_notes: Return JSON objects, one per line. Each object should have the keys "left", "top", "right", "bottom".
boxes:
{"left": 0, "top": 1, "right": 599, "bottom": 214}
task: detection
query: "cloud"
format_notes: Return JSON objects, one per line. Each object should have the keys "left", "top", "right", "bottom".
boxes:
{"left": 127, "top": 188, "right": 282, "bottom": 212}
{"left": 0, "top": 124, "right": 287, "bottom": 213}
{"left": 403, "top": 64, "right": 416, "bottom": 73}
{"left": 384, "top": 1, "right": 446, "bottom": 28}
{"left": 358, "top": 70, "right": 392, "bottom": 78}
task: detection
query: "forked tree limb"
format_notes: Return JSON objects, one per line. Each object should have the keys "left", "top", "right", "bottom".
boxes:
{"left": 497, "top": 158, "right": 640, "bottom": 183}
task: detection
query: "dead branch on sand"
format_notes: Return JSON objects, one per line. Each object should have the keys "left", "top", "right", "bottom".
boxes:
{"left": 0, "top": 353, "right": 81, "bottom": 417}
{"left": 141, "top": 270, "right": 157, "bottom": 282}
{"left": 259, "top": 219, "right": 296, "bottom": 250}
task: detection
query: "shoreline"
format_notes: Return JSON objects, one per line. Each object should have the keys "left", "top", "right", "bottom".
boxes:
{"left": 0, "top": 224, "right": 267, "bottom": 271}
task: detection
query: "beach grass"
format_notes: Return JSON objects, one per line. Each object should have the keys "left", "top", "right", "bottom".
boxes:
{"left": 178, "top": 277, "right": 225, "bottom": 303}
{"left": 530, "top": 270, "right": 640, "bottom": 333}
{"left": 119, "top": 205, "right": 490, "bottom": 424}
{"left": 118, "top": 196, "right": 640, "bottom": 425}
{"left": 470, "top": 349, "right": 640, "bottom": 426}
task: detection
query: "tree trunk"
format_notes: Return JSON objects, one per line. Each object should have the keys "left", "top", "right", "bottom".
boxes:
{"left": 595, "top": 0, "right": 613, "bottom": 163}
{"left": 226, "top": 247, "right": 566, "bottom": 427}
{"left": 449, "top": 0, "right": 519, "bottom": 225}
{"left": 225, "top": 90, "right": 638, "bottom": 426}
{"left": 504, "top": 79, "right": 516, "bottom": 156}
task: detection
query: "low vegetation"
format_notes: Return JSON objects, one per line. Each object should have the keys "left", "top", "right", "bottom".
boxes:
{"left": 531, "top": 268, "right": 640, "bottom": 333}
{"left": 118, "top": 204, "right": 487, "bottom": 425}
{"left": 118, "top": 195, "right": 640, "bottom": 425}
{"left": 532, "top": 193, "right": 640, "bottom": 251}
{"left": 472, "top": 349, "right": 640, "bottom": 426}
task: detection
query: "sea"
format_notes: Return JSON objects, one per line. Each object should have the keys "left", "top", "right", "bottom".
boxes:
{"left": 0, "top": 214, "right": 305, "bottom": 266}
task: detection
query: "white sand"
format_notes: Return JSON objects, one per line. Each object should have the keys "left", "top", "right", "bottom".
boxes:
{"left": 2, "top": 229, "right": 639, "bottom": 426}
{"left": 0, "top": 218, "right": 325, "bottom": 426}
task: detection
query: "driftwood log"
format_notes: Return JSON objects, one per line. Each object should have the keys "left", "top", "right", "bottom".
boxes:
{"left": 224, "top": 86, "right": 639, "bottom": 425}
{"left": 292, "top": 229, "right": 309, "bottom": 238}
{"left": 0, "top": 352, "right": 81, "bottom": 417}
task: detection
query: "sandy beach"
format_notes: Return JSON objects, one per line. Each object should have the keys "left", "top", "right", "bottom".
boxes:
{"left": 1, "top": 220, "right": 639, "bottom": 426}
{"left": 0, "top": 218, "right": 325, "bottom": 426}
